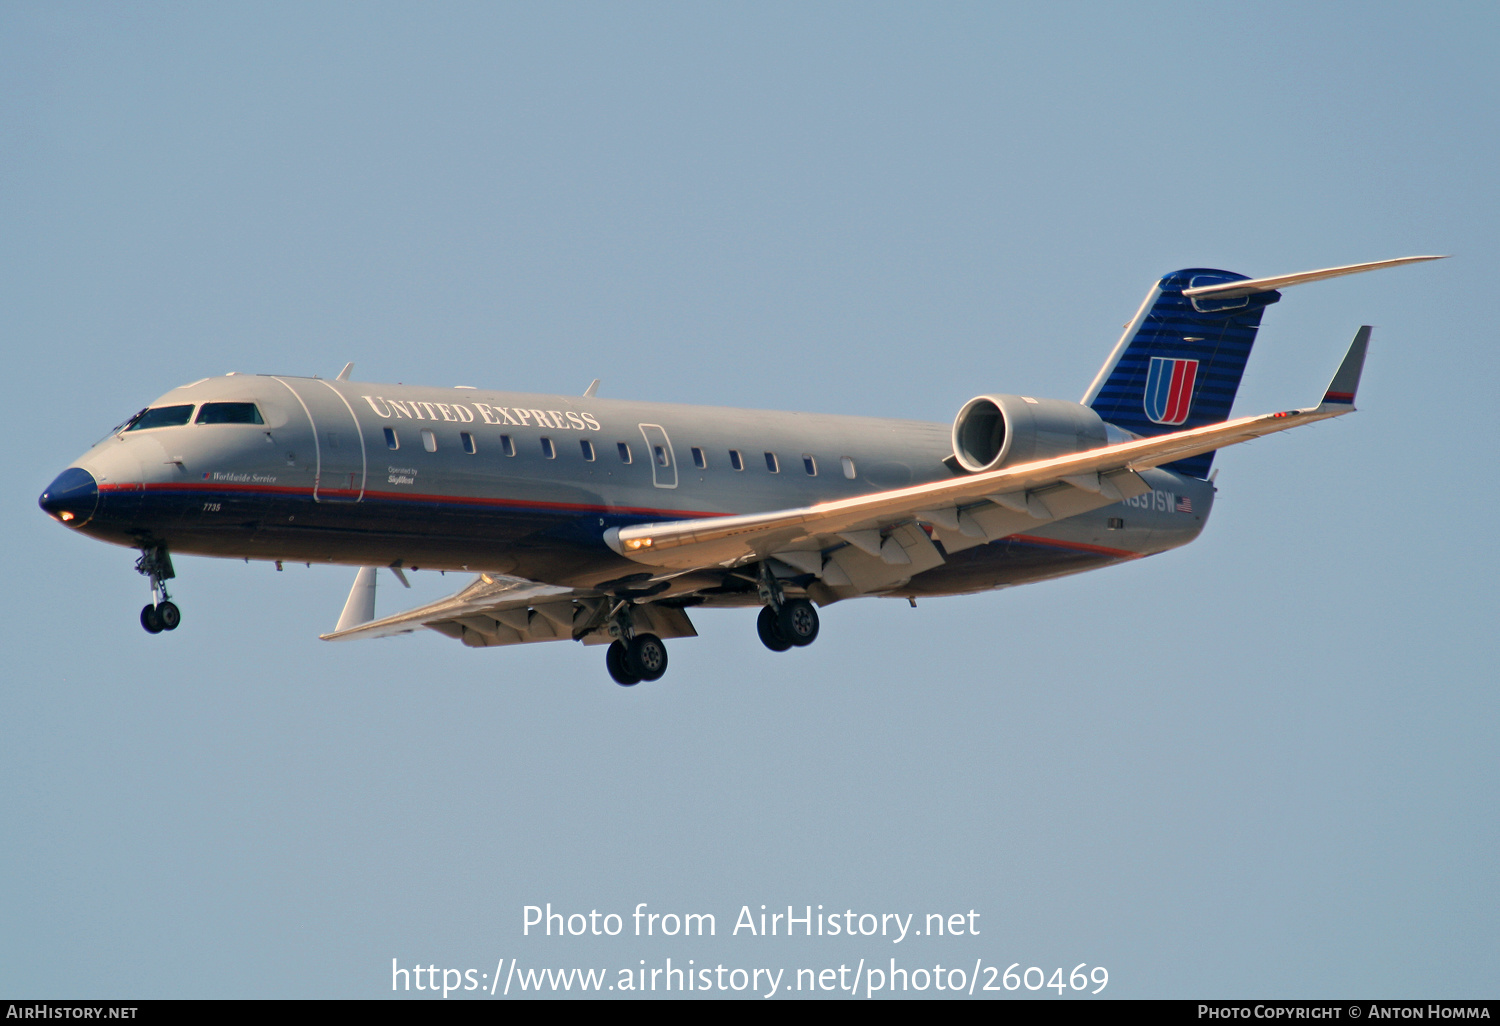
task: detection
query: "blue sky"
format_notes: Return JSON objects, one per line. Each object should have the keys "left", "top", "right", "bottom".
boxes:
{"left": 4, "top": 2, "right": 1495, "bottom": 998}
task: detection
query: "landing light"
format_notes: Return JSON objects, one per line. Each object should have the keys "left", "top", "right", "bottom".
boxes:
{"left": 624, "top": 538, "right": 653, "bottom": 551}
{"left": 59, "top": 511, "right": 74, "bottom": 522}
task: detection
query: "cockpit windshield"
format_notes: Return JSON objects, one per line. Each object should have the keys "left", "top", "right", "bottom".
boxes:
{"left": 195, "top": 402, "right": 264, "bottom": 424}
{"left": 123, "top": 405, "right": 195, "bottom": 431}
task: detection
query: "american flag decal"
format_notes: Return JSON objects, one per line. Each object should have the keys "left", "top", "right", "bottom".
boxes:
{"left": 1175, "top": 494, "right": 1193, "bottom": 514}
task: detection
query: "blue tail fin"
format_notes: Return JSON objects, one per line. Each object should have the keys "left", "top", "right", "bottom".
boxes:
{"left": 1083, "top": 268, "right": 1281, "bottom": 478}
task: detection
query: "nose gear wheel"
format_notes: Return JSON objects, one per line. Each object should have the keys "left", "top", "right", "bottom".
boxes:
{"left": 135, "top": 546, "right": 181, "bottom": 634}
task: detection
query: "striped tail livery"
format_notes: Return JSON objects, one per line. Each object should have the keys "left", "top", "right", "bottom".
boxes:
{"left": 1083, "top": 256, "right": 1444, "bottom": 478}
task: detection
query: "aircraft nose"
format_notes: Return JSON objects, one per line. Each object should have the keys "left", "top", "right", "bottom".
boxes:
{"left": 39, "top": 467, "right": 99, "bottom": 527}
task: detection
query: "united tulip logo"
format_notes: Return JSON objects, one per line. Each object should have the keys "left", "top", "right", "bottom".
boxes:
{"left": 1144, "top": 357, "right": 1198, "bottom": 425}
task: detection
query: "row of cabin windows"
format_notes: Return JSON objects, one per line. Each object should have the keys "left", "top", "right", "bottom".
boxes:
{"left": 381, "top": 426, "right": 858, "bottom": 479}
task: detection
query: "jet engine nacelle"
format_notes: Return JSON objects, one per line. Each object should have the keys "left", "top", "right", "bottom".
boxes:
{"left": 951, "top": 394, "right": 1111, "bottom": 473}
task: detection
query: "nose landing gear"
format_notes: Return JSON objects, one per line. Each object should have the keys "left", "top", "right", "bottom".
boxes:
{"left": 139, "top": 601, "right": 181, "bottom": 633}
{"left": 135, "top": 545, "right": 181, "bottom": 634}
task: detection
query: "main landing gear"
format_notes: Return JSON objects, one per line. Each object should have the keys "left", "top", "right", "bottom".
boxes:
{"left": 135, "top": 545, "right": 181, "bottom": 635}
{"left": 757, "top": 599, "right": 819, "bottom": 650}
{"left": 754, "top": 561, "right": 819, "bottom": 653}
{"left": 600, "top": 598, "right": 669, "bottom": 687}
{"left": 605, "top": 634, "right": 668, "bottom": 687}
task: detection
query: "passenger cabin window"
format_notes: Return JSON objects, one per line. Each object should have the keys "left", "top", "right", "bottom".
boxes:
{"left": 841, "top": 456, "right": 856, "bottom": 479}
{"left": 421, "top": 429, "right": 437, "bottom": 452}
{"left": 617, "top": 442, "right": 633, "bottom": 464}
{"left": 691, "top": 447, "right": 706, "bottom": 469}
{"left": 460, "top": 432, "right": 476, "bottom": 455}
{"left": 500, "top": 434, "right": 515, "bottom": 457}
{"left": 764, "top": 452, "right": 779, "bottom": 473}
{"left": 125, "top": 405, "right": 194, "bottom": 431}
{"left": 580, "top": 439, "right": 596, "bottom": 461}
{"left": 729, "top": 449, "right": 744, "bottom": 471}
{"left": 196, "top": 402, "right": 264, "bottom": 425}
{"left": 653, "top": 445, "right": 669, "bottom": 467}
{"left": 541, "top": 437, "right": 556, "bottom": 459}
{"left": 384, "top": 427, "right": 399, "bottom": 450}
{"left": 802, "top": 454, "right": 817, "bottom": 476}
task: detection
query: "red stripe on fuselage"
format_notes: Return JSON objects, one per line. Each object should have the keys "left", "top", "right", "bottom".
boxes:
{"left": 1008, "top": 534, "right": 1143, "bottom": 559}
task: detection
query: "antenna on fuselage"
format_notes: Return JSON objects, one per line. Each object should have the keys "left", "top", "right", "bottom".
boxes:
{"left": 583, "top": 378, "right": 600, "bottom": 397}
{"left": 336, "top": 362, "right": 354, "bottom": 382}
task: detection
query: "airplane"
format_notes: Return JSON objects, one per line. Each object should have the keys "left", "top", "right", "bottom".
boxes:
{"left": 38, "top": 256, "right": 1442, "bottom": 685}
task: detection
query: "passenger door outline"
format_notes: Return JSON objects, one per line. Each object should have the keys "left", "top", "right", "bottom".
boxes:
{"left": 271, "top": 377, "right": 367, "bottom": 502}
{"left": 637, "top": 423, "right": 677, "bottom": 489}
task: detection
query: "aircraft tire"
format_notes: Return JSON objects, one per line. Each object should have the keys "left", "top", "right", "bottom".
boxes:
{"left": 757, "top": 606, "right": 792, "bottom": 652}
{"left": 778, "top": 599, "right": 819, "bottom": 647}
{"left": 157, "top": 601, "right": 181, "bottom": 631}
{"left": 606, "top": 641, "right": 640, "bottom": 686}
{"left": 140, "top": 604, "right": 163, "bottom": 634}
{"left": 626, "top": 634, "right": 668, "bottom": 682}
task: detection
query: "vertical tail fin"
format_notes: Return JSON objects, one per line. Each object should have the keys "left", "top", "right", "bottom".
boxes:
{"left": 1083, "top": 268, "right": 1281, "bottom": 478}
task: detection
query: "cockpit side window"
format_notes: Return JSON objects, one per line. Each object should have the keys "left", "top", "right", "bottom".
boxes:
{"left": 124, "top": 405, "right": 195, "bottom": 431}
{"left": 195, "top": 402, "right": 264, "bottom": 425}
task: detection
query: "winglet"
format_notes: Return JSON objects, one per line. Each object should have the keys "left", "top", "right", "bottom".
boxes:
{"left": 336, "top": 362, "right": 354, "bottom": 382}
{"left": 1318, "top": 326, "right": 1371, "bottom": 409}
{"left": 334, "top": 567, "right": 378, "bottom": 632}
{"left": 583, "top": 378, "right": 601, "bottom": 398}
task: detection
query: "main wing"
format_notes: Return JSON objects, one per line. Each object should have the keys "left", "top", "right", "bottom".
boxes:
{"left": 603, "top": 328, "right": 1372, "bottom": 575}
{"left": 319, "top": 571, "right": 697, "bottom": 649}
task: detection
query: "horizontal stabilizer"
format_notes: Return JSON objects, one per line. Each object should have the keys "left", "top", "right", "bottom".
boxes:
{"left": 1181, "top": 256, "right": 1446, "bottom": 299}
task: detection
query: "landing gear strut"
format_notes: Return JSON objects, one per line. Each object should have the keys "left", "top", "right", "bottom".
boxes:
{"left": 754, "top": 561, "right": 819, "bottom": 652}
{"left": 600, "top": 599, "right": 669, "bottom": 686}
{"left": 135, "top": 545, "right": 180, "bottom": 634}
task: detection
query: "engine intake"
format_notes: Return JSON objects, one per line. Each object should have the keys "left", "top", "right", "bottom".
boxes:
{"left": 951, "top": 394, "right": 1110, "bottom": 473}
